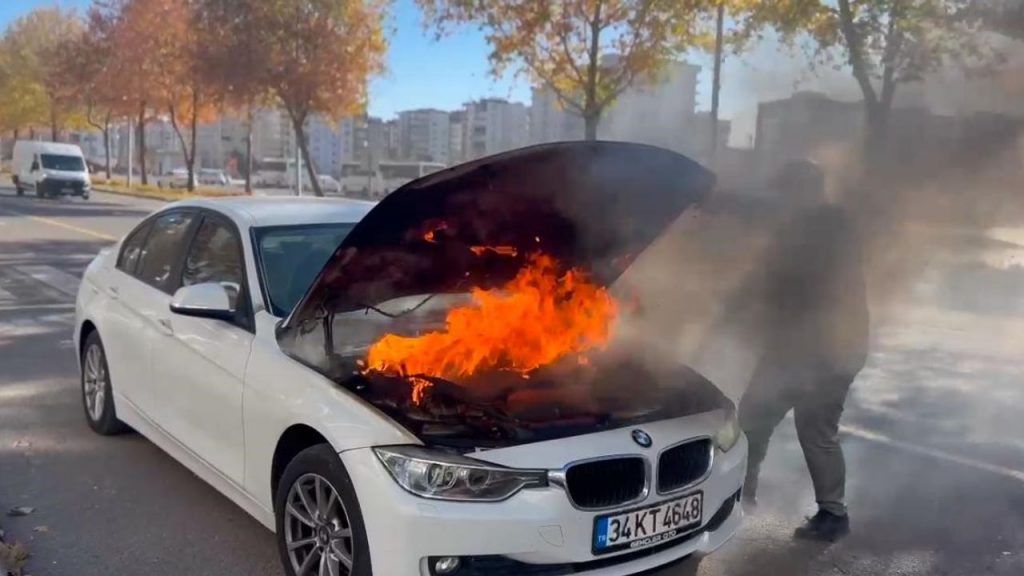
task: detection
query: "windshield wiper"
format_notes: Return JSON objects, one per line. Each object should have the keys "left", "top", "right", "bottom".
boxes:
{"left": 358, "top": 293, "right": 437, "bottom": 318}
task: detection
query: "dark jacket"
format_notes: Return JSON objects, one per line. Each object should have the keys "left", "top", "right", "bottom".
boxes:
{"left": 760, "top": 204, "right": 869, "bottom": 373}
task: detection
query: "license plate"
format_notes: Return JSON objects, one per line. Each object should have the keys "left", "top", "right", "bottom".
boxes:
{"left": 592, "top": 491, "right": 703, "bottom": 554}
{"left": 61, "top": 187, "right": 74, "bottom": 194}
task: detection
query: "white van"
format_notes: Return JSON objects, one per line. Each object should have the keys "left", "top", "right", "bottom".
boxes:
{"left": 12, "top": 141, "right": 92, "bottom": 199}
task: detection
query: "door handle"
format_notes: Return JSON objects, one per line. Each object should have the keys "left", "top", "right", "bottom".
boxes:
{"left": 108, "top": 285, "right": 120, "bottom": 299}
{"left": 156, "top": 317, "right": 174, "bottom": 336}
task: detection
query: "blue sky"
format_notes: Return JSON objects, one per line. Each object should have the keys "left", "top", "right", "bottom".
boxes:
{"left": 3, "top": 0, "right": 843, "bottom": 143}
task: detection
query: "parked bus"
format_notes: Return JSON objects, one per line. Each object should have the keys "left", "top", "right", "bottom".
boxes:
{"left": 253, "top": 158, "right": 293, "bottom": 188}
{"left": 338, "top": 162, "right": 382, "bottom": 198}
{"left": 378, "top": 161, "right": 445, "bottom": 198}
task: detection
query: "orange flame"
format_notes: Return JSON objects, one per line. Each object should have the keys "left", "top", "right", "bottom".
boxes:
{"left": 423, "top": 223, "right": 448, "bottom": 243}
{"left": 364, "top": 254, "right": 617, "bottom": 402}
{"left": 469, "top": 245, "right": 518, "bottom": 257}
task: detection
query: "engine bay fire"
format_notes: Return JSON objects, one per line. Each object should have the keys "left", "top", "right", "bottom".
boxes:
{"left": 361, "top": 253, "right": 618, "bottom": 405}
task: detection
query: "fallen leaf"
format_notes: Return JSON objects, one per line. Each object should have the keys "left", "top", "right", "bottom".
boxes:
{"left": 0, "top": 540, "right": 29, "bottom": 576}
{"left": 6, "top": 508, "right": 34, "bottom": 518}
{"left": 11, "top": 440, "right": 29, "bottom": 449}
{"left": 30, "top": 527, "right": 46, "bottom": 534}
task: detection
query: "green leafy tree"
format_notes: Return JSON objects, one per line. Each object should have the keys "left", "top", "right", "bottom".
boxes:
{"left": 419, "top": 0, "right": 715, "bottom": 140}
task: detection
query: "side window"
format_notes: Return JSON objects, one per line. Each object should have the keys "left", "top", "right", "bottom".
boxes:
{"left": 116, "top": 221, "right": 153, "bottom": 275}
{"left": 181, "top": 217, "right": 246, "bottom": 313}
{"left": 136, "top": 212, "right": 195, "bottom": 293}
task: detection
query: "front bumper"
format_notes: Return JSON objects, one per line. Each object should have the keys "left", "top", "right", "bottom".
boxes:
{"left": 342, "top": 432, "right": 747, "bottom": 576}
{"left": 38, "top": 179, "right": 90, "bottom": 196}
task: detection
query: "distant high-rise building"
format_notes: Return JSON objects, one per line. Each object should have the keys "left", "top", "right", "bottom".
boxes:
{"left": 463, "top": 98, "right": 529, "bottom": 161}
{"left": 754, "top": 91, "right": 864, "bottom": 181}
{"left": 338, "top": 115, "right": 386, "bottom": 170}
{"left": 252, "top": 108, "right": 290, "bottom": 162}
{"left": 196, "top": 116, "right": 248, "bottom": 172}
{"left": 598, "top": 59, "right": 701, "bottom": 153}
{"left": 529, "top": 87, "right": 584, "bottom": 144}
{"left": 300, "top": 115, "right": 345, "bottom": 177}
{"left": 692, "top": 112, "right": 732, "bottom": 164}
{"left": 529, "top": 59, "right": 700, "bottom": 153}
{"left": 383, "top": 119, "right": 400, "bottom": 160}
{"left": 449, "top": 110, "right": 466, "bottom": 165}
{"left": 397, "top": 108, "right": 451, "bottom": 163}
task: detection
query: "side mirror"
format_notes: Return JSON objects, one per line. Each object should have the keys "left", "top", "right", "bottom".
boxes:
{"left": 30, "top": 161, "right": 39, "bottom": 172}
{"left": 170, "top": 282, "right": 236, "bottom": 321}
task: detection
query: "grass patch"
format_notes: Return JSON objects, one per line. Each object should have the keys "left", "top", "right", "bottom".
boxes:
{"left": 92, "top": 179, "right": 244, "bottom": 202}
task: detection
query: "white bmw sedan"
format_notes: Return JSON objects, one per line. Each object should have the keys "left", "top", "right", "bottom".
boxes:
{"left": 74, "top": 142, "right": 747, "bottom": 576}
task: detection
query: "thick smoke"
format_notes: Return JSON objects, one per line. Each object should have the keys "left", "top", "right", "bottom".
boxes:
{"left": 613, "top": 35, "right": 1024, "bottom": 402}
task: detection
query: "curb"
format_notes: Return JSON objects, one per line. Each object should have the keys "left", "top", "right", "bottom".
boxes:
{"left": 92, "top": 186, "right": 245, "bottom": 203}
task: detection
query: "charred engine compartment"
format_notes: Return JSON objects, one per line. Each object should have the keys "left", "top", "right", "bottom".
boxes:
{"left": 337, "top": 352, "right": 730, "bottom": 449}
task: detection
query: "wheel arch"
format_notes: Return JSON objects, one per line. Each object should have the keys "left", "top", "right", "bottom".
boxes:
{"left": 271, "top": 423, "right": 335, "bottom": 498}
{"left": 78, "top": 319, "right": 98, "bottom": 361}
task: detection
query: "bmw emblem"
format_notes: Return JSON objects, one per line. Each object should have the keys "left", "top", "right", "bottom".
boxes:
{"left": 631, "top": 429, "right": 653, "bottom": 448}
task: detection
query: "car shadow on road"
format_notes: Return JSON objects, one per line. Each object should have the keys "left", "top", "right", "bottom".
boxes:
{"left": 0, "top": 191, "right": 154, "bottom": 219}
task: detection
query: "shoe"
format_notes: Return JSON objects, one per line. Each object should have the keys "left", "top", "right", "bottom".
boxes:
{"left": 793, "top": 510, "right": 850, "bottom": 542}
{"left": 741, "top": 493, "right": 758, "bottom": 513}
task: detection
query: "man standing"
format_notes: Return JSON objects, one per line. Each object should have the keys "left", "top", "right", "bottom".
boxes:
{"left": 738, "top": 160, "right": 869, "bottom": 542}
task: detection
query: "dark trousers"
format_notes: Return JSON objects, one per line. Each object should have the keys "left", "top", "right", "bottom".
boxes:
{"left": 739, "top": 359, "right": 857, "bottom": 516}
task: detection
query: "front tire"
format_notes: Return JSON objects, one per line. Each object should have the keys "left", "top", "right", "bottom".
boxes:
{"left": 81, "top": 331, "right": 128, "bottom": 435}
{"left": 275, "top": 445, "right": 371, "bottom": 576}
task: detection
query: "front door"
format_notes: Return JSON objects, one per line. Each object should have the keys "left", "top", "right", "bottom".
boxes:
{"left": 150, "top": 213, "right": 253, "bottom": 484}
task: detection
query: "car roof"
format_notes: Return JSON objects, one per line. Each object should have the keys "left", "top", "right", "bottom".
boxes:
{"left": 18, "top": 141, "right": 83, "bottom": 155}
{"left": 167, "top": 196, "right": 377, "bottom": 229}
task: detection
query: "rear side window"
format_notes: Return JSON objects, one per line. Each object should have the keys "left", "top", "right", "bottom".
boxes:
{"left": 136, "top": 212, "right": 196, "bottom": 293}
{"left": 117, "top": 222, "right": 153, "bottom": 275}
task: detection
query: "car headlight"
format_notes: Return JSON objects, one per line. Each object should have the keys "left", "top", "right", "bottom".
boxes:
{"left": 374, "top": 445, "right": 547, "bottom": 502}
{"left": 713, "top": 409, "right": 741, "bottom": 452}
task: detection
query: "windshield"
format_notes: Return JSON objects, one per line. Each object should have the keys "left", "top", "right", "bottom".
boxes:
{"left": 254, "top": 223, "right": 356, "bottom": 317}
{"left": 40, "top": 154, "right": 84, "bottom": 171}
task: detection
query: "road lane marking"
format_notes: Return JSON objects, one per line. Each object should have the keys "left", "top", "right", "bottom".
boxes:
{"left": 842, "top": 424, "right": 1024, "bottom": 484}
{"left": 0, "top": 208, "right": 117, "bottom": 241}
{"left": 12, "top": 265, "right": 81, "bottom": 298}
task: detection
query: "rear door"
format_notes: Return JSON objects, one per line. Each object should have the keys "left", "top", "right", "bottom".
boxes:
{"left": 149, "top": 211, "right": 253, "bottom": 483}
{"left": 99, "top": 219, "right": 156, "bottom": 414}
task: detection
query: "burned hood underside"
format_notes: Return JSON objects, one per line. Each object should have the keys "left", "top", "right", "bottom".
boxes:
{"left": 280, "top": 141, "right": 714, "bottom": 328}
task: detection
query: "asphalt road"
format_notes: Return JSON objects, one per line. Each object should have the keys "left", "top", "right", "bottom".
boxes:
{"left": 1, "top": 187, "right": 1023, "bottom": 576}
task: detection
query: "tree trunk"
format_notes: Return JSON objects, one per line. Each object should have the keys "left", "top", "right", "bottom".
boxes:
{"left": 245, "top": 100, "right": 253, "bottom": 195}
{"left": 137, "top": 103, "right": 148, "bottom": 186}
{"left": 103, "top": 114, "right": 112, "bottom": 180}
{"left": 584, "top": 113, "right": 599, "bottom": 141}
{"left": 579, "top": 0, "right": 602, "bottom": 142}
{"left": 188, "top": 89, "right": 200, "bottom": 192}
{"left": 51, "top": 109, "right": 59, "bottom": 142}
{"left": 289, "top": 111, "right": 323, "bottom": 197}
{"left": 168, "top": 100, "right": 196, "bottom": 193}
{"left": 709, "top": 2, "right": 725, "bottom": 165}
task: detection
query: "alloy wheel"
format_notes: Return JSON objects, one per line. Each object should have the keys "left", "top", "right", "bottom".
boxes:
{"left": 82, "top": 344, "right": 107, "bottom": 422}
{"left": 284, "top": 473, "right": 355, "bottom": 576}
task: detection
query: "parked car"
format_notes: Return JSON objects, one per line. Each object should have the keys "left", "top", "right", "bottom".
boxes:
{"left": 157, "top": 168, "right": 192, "bottom": 189}
{"left": 198, "top": 168, "right": 231, "bottom": 187}
{"left": 313, "top": 174, "right": 342, "bottom": 195}
{"left": 74, "top": 142, "right": 745, "bottom": 576}
{"left": 12, "top": 140, "right": 91, "bottom": 199}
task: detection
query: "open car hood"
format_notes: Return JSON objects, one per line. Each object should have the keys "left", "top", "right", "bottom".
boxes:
{"left": 280, "top": 141, "right": 714, "bottom": 332}
{"left": 276, "top": 142, "right": 720, "bottom": 448}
